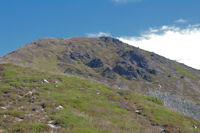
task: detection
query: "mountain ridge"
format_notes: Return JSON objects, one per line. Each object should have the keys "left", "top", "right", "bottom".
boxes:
{"left": 0, "top": 36, "right": 200, "bottom": 123}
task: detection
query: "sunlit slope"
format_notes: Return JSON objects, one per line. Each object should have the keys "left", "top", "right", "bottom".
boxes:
{"left": 0, "top": 64, "right": 199, "bottom": 133}
{"left": 0, "top": 37, "right": 200, "bottom": 123}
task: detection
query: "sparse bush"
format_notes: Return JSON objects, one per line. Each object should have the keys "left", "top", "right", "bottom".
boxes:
{"left": 146, "top": 96, "right": 163, "bottom": 105}
{"left": 32, "top": 123, "right": 46, "bottom": 132}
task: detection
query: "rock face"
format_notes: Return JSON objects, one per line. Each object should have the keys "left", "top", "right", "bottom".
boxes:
{"left": 121, "top": 50, "right": 148, "bottom": 69}
{"left": 70, "top": 52, "right": 84, "bottom": 60}
{"left": 113, "top": 62, "right": 138, "bottom": 80}
{"left": 136, "top": 69, "right": 152, "bottom": 81}
{"left": 86, "top": 58, "right": 103, "bottom": 68}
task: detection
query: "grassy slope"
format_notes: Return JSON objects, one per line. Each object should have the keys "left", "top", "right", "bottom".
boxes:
{"left": 0, "top": 64, "right": 199, "bottom": 133}
{"left": 1, "top": 37, "right": 200, "bottom": 105}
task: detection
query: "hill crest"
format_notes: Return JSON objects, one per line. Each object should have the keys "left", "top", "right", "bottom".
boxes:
{"left": 0, "top": 37, "right": 200, "bottom": 122}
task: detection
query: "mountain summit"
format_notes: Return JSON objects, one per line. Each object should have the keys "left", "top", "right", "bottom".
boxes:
{"left": 1, "top": 37, "right": 200, "bottom": 93}
{"left": 0, "top": 37, "right": 200, "bottom": 132}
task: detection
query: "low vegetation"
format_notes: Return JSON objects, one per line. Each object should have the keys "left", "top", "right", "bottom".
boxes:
{"left": 0, "top": 64, "right": 199, "bottom": 133}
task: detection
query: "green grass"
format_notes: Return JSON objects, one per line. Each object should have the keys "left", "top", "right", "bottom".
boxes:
{"left": 127, "top": 92, "right": 200, "bottom": 132}
{"left": 146, "top": 96, "right": 163, "bottom": 105}
{"left": 0, "top": 64, "right": 199, "bottom": 133}
{"left": 172, "top": 63, "right": 198, "bottom": 79}
{"left": 32, "top": 123, "right": 47, "bottom": 133}
{"left": 71, "top": 128, "right": 109, "bottom": 133}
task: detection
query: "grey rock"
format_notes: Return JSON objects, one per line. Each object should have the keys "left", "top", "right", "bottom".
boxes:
{"left": 86, "top": 58, "right": 103, "bottom": 68}
{"left": 147, "top": 89, "right": 200, "bottom": 122}
{"left": 113, "top": 62, "right": 138, "bottom": 80}
{"left": 122, "top": 50, "right": 148, "bottom": 69}
{"left": 101, "top": 67, "right": 115, "bottom": 79}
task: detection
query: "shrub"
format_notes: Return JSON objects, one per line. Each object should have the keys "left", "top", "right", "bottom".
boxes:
{"left": 146, "top": 96, "right": 163, "bottom": 105}
{"left": 32, "top": 123, "right": 46, "bottom": 132}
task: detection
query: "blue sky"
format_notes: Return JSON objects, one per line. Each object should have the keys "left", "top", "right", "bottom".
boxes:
{"left": 1, "top": 0, "right": 200, "bottom": 68}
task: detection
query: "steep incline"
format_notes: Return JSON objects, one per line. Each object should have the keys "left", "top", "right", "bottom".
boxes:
{"left": 0, "top": 37, "right": 200, "bottom": 122}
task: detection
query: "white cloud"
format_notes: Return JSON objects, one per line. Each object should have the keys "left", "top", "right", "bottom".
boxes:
{"left": 175, "top": 18, "right": 187, "bottom": 23}
{"left": 112, "top": 0, "right": 141, "bottom": 3}
{"left": 86, "top": 32, "right": 111, "bottom": 38}
{"left": 117, "top": 24, "right": 200, "bottom": 69}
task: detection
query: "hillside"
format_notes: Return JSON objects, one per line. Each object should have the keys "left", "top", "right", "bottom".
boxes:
{"left": 0, "top": 37, "right": 200, "bottom": 125}
{"left": 0, "top": 64, "right": 199, "bottom": 133}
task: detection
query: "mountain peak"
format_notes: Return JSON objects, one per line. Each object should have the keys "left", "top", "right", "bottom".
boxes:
{"left": 0, "top": 37, "right": 200, "bottom": 123}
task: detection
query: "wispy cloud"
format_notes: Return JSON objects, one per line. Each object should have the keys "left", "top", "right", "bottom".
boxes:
{"left": 112, "top": 0, "right": 141, "bottom": 4}
{"left": 117, "top": 24, "right": 200, "bottom": 69}
{"left": 175, "top": 18, "right": 187, "bottom": 23}
{"left": 86, "top": 32, "right": 111, "bottom": 38}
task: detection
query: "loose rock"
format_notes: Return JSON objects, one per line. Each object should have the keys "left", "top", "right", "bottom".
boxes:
{"left": 56, "top": 105, "right": 64, "bottom": 110}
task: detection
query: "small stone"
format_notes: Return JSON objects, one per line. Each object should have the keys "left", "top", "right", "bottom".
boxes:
{"left": 27, "top": 91, "right": 33, "bottom": 95}
{"left": 56, "top": 105, "right": 64, "bottom": 110}
{"left": 1, "top": 107, "right": 7, "bottom": 110}
{"left": 41, "top": 103, "right": 46, "bottom": 109}
{"left": 32, "top": 108, "right": 37, "bottom": 111}
{"left": 47, "top": 120, "right": 61, "bottom": 129}
{"left": 3, "top": 91, "right": 8, "bottom": 94}
{"left": 18, "top": 95, "right": 23, "bottom": 98}
{"left": 3, "top": 115, "right": 8, "bottom": 118}
{"left": 24, "top": 113, "right": 33, "bottom": 117}
{"left": 43, "top": 79, "right": 49, "bottom": 84}
{"left": 135, "top": 110, "right": 140, "bottom": 114}
{"left": 47, "top": 124, "right": 56, "bottom": 128}
{"left": 48, "top": 120, "right": 54, "bottom": 124}
{"left": 15, "top": 117, "right": 23, "bottom": 122}
{"left": 0, "top": 129, "right": 5, "bottom": 132}
{"left": 150, "top": 121, "right": 156, "bottom": 126}
{"left": 18, "top": 106, "right": 24, "bottom": 110}
{"left": 193, "top": 124, "right": 198, "bottom": 129}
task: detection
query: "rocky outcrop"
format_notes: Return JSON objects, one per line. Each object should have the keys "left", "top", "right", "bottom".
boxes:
{"left": 122, "top": 50, "right": 148, "bottom": 69}
{"left": 112, "top": 61, "right": 153, "bottom": 81}
{"left": 147, "top": 69, "right": 156, "bottom": 75}
{"left": 121, "top": 50, "right": 156, "bottom": 76}
{"left": 113, "top": 62, "right": 138, "bottom": 80}
{"left": 86, "top": 58, "right": 103, "bottom": 68}
{"left": 70, "top": 52, "right": 84, "bottom": 60}
{"left": 99, "top": 37, "right": 123, "bottom": 45}
{"left": 137, "top": 69, "right": 152, "bottom": 81}
{"left": 101, "top": 67, "right": 115, "bottom": 79}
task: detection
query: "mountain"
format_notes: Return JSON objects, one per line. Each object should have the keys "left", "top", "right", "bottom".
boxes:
{"left": 0, "top": 37, "right": 200, "bottom": 132}
{"left": 0, "top": 64, "right": 199, "bottom": 133}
